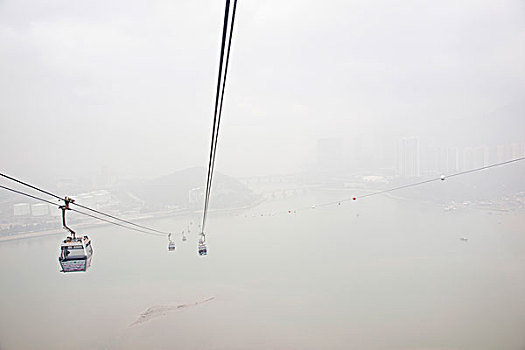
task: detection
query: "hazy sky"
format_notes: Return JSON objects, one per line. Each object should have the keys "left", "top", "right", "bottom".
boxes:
{"left": 1, "top": 0, "right": 524, "bottom": 181}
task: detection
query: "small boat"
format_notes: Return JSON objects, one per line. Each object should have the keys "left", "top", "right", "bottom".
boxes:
{"left": 168, "top": 241, "right": 176, "bottom": 251}
{"left": 460, "top": 237, "right": 469, "bottom": 241}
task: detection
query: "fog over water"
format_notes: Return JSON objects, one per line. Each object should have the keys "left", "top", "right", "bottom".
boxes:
{"left": 1, "top": 193, "right": 525, "bottom": 350}
{"left": 1, "top": 0, "right": 525, "bottom": 349}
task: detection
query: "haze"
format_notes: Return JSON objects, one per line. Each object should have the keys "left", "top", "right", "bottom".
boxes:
{"left": 1, "top": 2, "right": 525, "bottom": 349}
{"left": 1, "top": 0, "right": 524, "bottom": 182}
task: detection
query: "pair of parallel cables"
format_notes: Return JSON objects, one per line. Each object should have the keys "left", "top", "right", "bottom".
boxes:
{"left": 201, "top": 0, "right": 239, "bottom": 241}
{"left": 0, "top": 0, "right": 242, "bottom": 243}
{"left": 0, "top": 172, "right": 169, "bottom": 237}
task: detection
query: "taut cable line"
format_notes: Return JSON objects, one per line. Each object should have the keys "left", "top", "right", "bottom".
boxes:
{"left": 201, "top": 0, "right": 238, "bottom": 239}
{"left": 302, "top": 156, "right": 525, "bottom": 211}
{"left": 0, "top": 172, "right": 170, "bottom": 236}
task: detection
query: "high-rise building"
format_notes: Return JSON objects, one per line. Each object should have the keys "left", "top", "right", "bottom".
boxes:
{"left": 439, "top": 147, "right": 459, "bottom": 173}
{"left": 462, "top": 146, "right": 489, "bottom": 170}
{"left": 398, "top": 137, "right": 420, "bottom": 177}
{"left": 495, "top": 144, "right": 506, "bottom": 163}
{"left": 511, "top": 142, "right": 525, "bottom": 159}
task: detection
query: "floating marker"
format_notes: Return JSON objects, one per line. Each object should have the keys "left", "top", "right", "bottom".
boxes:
{"left": 353, "top": 197, "right": 356, "bottom": 201}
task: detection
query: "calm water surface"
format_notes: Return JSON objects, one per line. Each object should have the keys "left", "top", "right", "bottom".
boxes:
{"left": 1, "top": 192, "right": 524, "bottom": 350}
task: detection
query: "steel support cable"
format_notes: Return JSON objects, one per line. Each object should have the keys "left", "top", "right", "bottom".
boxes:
{"left": 207, "top": 0, "right": 238, "bottom": 205}
{"left": 0, "top": 184, "right": 166, "bottom": 237}
{"left": 69, "top": 208, "right": 165, "bottom": 237}
{"left": 0, "top": 172, "right": 170, "bottom": 235}
{"left": 72, "top": 202, "right": 170, "bottom": 235}
{"left": 303, "top": 156, "right": 525, "bottom": 210}
{"left": 201, "top": 0, "right": 233, "bottom": 235}
{"left": 444, "top": 156, "right": 525, "bottom": 180}
{"left": 0, "top": 173, "right": 62, "bottom": 200}
{"left": 202, "top": 0, "right": 231, "bottom": 232}
{"left": 0, "top": 184, "right": 59, "bottom": 206}
{"left": 203, "top": 0, "right": 238, "bottom": 235}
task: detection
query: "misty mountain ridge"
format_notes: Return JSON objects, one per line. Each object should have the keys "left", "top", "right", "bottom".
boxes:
{"left": 125, "top": 167, "right": 259, "bottom": 210}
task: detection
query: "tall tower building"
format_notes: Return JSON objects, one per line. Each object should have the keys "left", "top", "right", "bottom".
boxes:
{"left": 398, "top": 137, "right": 420, "bottom": 177}
{"left": 462, "top": 146, "right": 489, "bottom": 170}
{"left": 438, "top": 147, "right": 459, "bottom": 173}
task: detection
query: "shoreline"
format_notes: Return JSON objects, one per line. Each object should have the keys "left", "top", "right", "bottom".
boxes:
{"left": 0, "top": 200, "right": 263, "bottom": 243}
{"left": 2, "top": 190, "right": 521, "bottom": 243}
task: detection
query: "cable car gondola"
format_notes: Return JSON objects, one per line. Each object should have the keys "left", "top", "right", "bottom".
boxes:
{"left": 58, "top": 197, "right": 94, "bottom": 273}
{"left": 198, "top": 234, "right": 207, "bottom": 256}
{"left": 167, "top": 233, "right": 176, "bottom": 251}
{"left": 59, "top": 235, "right": 94, "bottom": 272}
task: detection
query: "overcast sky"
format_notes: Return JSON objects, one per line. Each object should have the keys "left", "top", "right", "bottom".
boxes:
{"left": 1, "top": 0, "right": 524, "bottom": 181}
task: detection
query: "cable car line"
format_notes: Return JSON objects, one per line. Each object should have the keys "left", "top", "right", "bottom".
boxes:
{"left": 358, "top": 156, "right": 525, "bottom": 200}
{"left": 442, "top": 156, "right": 525, "bottom": 180}
{"left": 0, "top": 172, "right": 62, "bottom": 201}
{"left": 200, "top": 0, "right": 238, "bottom": 256}
{"left": 293, "top": 156, "right": 525, "bottom": 212}
{"left": 0, "top": 184, "right": 59, "bottom": 207}
{"left": 0, "top": 184, "right": 165, "bottom": 236}
{"left": 71, "top": 202, "right": 170, "bottom": 235}
{"left": 202, "top": 0, "right": 233, "bottom": 234}
{"left": 69, "top": 208, "right": 165, "bottom": 237}
{"left": 0, "top": 172, "right": 170, "bottom": 236}
{"left": 205, "top": 0, "right": 238, "bottom": 230}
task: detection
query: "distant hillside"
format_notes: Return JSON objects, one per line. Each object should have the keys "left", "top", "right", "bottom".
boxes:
{"left": 124, "top": 167, "right": 259, "bottom": 210}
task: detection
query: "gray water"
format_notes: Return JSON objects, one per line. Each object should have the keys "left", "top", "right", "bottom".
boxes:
{"left": 1, "top": 193, "right": 524, "bottom": 350}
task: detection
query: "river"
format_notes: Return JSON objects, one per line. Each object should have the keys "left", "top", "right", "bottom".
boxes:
{"left": 1, "top": 192, "right": 524, "bottom": 349}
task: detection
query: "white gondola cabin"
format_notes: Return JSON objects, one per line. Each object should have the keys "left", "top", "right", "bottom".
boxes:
{"left": 198, "top": 240, "right": 207, "bottom": 256}
{"left": 59, "top": 235, "right": 93, "bottom": 273}
{"left": 167, "top": 233, "right": 176, "bottom": 251}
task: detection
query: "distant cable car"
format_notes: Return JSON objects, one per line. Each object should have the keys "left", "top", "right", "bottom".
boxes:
{"left": 198, "top": 234, "right": 207, "bottom": 256}
{"left": 58, "top": 197, "right": 94, "bottom": 273}
{"left": 168, "top": 233, "right": 176, "bottom": 251}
